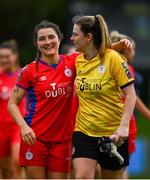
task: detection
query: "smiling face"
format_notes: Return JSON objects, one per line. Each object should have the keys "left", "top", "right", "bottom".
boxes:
{"left": 70, "top": 24, "right": 90, "bottom": 53}
{"left": 37, "top": 28, "right": 60, "bottom": 57}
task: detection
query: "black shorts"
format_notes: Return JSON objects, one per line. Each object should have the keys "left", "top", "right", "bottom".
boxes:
{"left": 72, "top": 131, "right": 129, "bottom": 170}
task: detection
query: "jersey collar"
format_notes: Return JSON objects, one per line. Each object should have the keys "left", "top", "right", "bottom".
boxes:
{"left": 5, "top": 68, "right": 20, "bottom": 77}
{"left": 38, "top": 56, "right": 62, "bottom": 69}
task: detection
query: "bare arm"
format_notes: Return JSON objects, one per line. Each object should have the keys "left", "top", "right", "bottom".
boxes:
{"left": 110, "top": 84, "right": 136, "bottom": 144}
{"left": 112, "top": 39, "right": 132, "bottom": 52}
{"left": 136, "top": 95, "right": 150, "bottom": 121}
{"left": 8, "top": 86, "right": 26, "bottom": 127}
{"left": 8, "top": 86, "right": 36, "bottom": 145}
{"left": 120, "top": 84, "right": 136, "bottom": 127}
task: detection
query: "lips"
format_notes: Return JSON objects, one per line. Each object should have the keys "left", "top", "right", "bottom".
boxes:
{"left": 44, "top": 45, "right": 54, "bottom": 50}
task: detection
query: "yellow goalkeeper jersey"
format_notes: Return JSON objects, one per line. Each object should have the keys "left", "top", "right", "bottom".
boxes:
{"left": 75, "top": 49, "right": 134, "bottom": 137}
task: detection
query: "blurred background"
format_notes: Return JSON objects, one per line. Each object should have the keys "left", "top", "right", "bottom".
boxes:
{"left": 0, "top": 0, "right": 150, "bottom": 178}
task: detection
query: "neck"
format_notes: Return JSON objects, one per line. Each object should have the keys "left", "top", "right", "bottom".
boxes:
{"left": 84, "top": 46, "right": 98, "bottom": 60}
{"left": 42, "top": 54, "right": 60, "bottom": 65}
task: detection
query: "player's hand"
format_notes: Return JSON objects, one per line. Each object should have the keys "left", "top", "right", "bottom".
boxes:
{"left": 20, "top": 123, "right": 36, "bottom": 145}
{"left": 120, "top": 39, "right": 133, "bottom": 49}
{"left": 109, "top": 125, "right": 128, "bottom": 146}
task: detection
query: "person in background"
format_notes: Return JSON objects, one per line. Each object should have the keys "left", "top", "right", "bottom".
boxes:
{"left": 70, "top": 15, "right": 136, "bottom": 179}
{"left": 110, "top": 30, "right": 150, "bottom": 178}
{"left": 61, "top": 43, "right": 76, "bottom": 54}
{"left": 0, "top": 40, "right": 26, "bottom": 179}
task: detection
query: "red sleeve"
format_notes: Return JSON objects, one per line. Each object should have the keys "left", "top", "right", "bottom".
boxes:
{"left": 16, "top": 65, "right": 31, "bottom": 91}
{"left": 68, "top": 52, "right": 80, "bottom": 59}
{"left": 128, "top": 64, "right": 135, "bottom": 79}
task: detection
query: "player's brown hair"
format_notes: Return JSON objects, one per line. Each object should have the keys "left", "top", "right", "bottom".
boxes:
{"left": 110, "top": 30, "right": 136, "bottom": 48}
{"left": 72, "top": 15, "right": 111, "bottom": 58}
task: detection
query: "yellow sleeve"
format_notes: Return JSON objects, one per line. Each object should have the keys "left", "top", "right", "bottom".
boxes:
{"left": 110, "top": 52, "right": 134, "bottom": 89}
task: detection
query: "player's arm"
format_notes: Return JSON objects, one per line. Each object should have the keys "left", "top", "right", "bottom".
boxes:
{"left": 120, "top": 84, "right": 136, "bottom": 131}
{"left": 110, "top": 84, "right": 136, "bottom": 145}
{"left": 136, "top": 95, "right": 150, "bottom": 121}
{"left": 109, "top": 54, "right": 136, "bottom": 145}
{"left": 8, "top": 86, "right": 36, "bottom": 145}
{"left": 112, "top": 39, "right": 132, "bottom": 52}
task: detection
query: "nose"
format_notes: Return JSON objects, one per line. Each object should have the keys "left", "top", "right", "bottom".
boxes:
{"left": 45, "top": 38, "right": 51, "bottom": 44}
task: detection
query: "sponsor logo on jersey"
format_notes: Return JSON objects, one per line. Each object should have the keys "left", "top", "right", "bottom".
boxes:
{"left": 77, "top": 78, "right": 101, "bottom": 91}
{"left": 121, "top": 62, "right": 132, "bottom": 79}
{"left": 98, "top": 65, "right": 106, "bottom": 74}
{"left": 45, "top": 82, "right": 73, "bottom": 98}
{"left": 25, "top": 149, "right": 33, "bottom": 160}
{"left": 64, "top": 68, "right": 72, "bottom": 77}
{"left": 39, "top": 76, "right": 47, "bottom": 81}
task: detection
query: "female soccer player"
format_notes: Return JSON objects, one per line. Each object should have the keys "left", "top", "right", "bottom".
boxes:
{"left": 8, "top": 20, "right": 133, "bottom": 179}
{"left": 111, "top": 30, "right": 150, "bottom": 151}
{"left": 110, "top": 30, "right": 150, "bottom": 178}
{"left": 70, "top": 15, "right": 136, "bottom": 179}
{"left": 0, "top": 40, "right": 26, "bottom": 179}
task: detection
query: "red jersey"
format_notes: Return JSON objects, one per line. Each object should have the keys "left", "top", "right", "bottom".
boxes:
{"left": 0, "top": 69, "right": 26, "bottom": 128}
{"left": 16, "top": 53, "right": 78, "bottom": 142}
{"left": 128, "top": 65, "right": 135, "bottom": 79}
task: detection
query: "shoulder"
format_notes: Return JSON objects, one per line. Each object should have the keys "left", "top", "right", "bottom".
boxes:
{"left": 60, "top": 52, "right": 80, "bottom": 60}
{"left": 21, "top": 60, "right": 37, "bottom": 73}
{"left": 104, "top": 49, "right": 124, "bottom": 59}
{"left": 18, "top": 60, "right": 37, "bottom": 81}
{"left": 26, "top": 60, "right": 37, "bottom": 69}
{"left": 104, "top": 49, "right": 127, "bottom": 64}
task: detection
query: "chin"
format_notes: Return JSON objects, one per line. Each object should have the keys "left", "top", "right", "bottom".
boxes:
{"left": 44, "top": 51, "right": 57, "bottom": 56}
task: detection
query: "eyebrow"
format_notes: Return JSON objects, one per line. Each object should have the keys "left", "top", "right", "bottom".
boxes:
{"left": 38, "top": 33, "right": 56, "bottom": 38}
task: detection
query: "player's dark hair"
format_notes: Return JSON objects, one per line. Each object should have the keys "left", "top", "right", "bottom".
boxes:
{"left": 33, "top": 19, "right": 63, "bottom": 60}
{"left": 110, "top": 30, "right": 136, "bottom": 48}
{"left": 33, "top": 20, "right": 63, "bottom": 80}
{"left": 72, "top": 15, "right": 111, "bottom": 58}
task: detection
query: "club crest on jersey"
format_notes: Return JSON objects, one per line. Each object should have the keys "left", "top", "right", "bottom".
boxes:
{"left": 98, "top": 65, "right": 106, "bottom": 74}
{"left": 64, "top": 68, "right": 72, "bottom": 77}
{"left": 25, "top": 149, "right": 33, "bottom": 160}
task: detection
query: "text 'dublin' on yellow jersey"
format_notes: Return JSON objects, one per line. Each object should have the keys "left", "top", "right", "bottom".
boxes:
{"left": 75, "top": 49, "right": 134, "bottom": 137}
